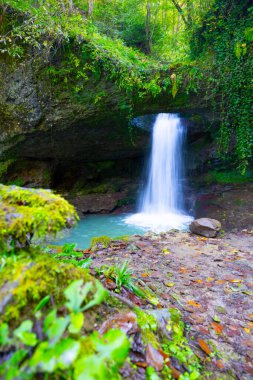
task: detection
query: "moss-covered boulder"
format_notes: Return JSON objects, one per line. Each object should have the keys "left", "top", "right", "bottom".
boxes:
{"left": 0, "top": 184, "right": 78, "bottom": 248}
{"left": 0, "top": 253, "right": 94, "bottom": 324}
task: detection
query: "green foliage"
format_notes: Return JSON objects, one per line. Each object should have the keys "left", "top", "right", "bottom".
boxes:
{"left": 1, "top": 0, "right": 167, "bottom": 103}
{"left": 49, "top": 243, "right": 92, "bottom": 269}
{"left": 203, "top": 169, "right": 253, "bottom": 185}
{"left": 1, "top": 0, "right": 252, "bottom": 170}
{"left": 96, "top": 261, "right": 159, "bottom": 305}
{"left": 190, "top": 0, "right": 253, "bottom": 171}
{"left": 0, "top": 159, "right": 15, "bottom": 179}
{"left": 162, "top": 308, "right": 201, "bottom": 379}
{"left": 0, "top": 279, "right": 130, "bottom": 380}
{"left": 0, "top": 184, "right": 78, "bottom": 249}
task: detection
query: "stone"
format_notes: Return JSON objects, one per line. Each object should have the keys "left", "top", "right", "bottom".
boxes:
{"left": 190, "top": 218, "right": 221, "bottom": 238}
{"left": 69, "top": 193, "right": 126, "bottom": 214}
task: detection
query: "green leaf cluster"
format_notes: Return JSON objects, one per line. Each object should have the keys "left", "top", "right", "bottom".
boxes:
{"left": 0, "top": 278, "right": 130, "bottom": 380}
{"left": 190, "top": 0, "right": 253, "bottom": 171}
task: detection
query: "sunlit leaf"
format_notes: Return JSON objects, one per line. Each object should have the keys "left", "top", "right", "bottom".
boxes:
{"left": 82, "top": 280, "right": 107, "bottom": 311}
{"left": 34, "top": 295, "right": 50, "bottom": 312}
{"left": 69, "top": 313, "right": 84, "bottom": 334}
{"left": 14, "top": 320, "right": 37, "bottom": 347}
{"left": 65, "top": 280, "right": 93, "bottom": 313}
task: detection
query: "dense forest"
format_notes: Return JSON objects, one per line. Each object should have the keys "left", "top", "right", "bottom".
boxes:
{"left": 1, "top": 0, "right": 252, "bottom": 170}
{"left": 0, "top": 1, "right": 253, "bottom": 379}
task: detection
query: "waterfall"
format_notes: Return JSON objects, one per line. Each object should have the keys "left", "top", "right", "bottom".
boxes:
{"left": 126, "top": 113, "right": 192, "bottom": 232}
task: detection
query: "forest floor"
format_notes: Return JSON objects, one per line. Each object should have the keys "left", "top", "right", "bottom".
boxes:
{"left": 89, "top": 229, "right": 253, "bottom": 379}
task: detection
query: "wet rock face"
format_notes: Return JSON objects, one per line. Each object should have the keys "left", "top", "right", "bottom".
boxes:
{"left": 190, "top": 217, "right": 221, "bottom": 237}
{"left": 0, "top": 57, "right": 220, "bottom": 192}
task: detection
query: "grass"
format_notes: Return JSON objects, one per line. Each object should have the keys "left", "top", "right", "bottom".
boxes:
{"left": 96, "top": 261, "right": 159, "bottom": 306}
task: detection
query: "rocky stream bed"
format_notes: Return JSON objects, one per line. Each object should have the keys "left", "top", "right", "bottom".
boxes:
{"left": 86, "top": 229, "right": 253, "bottom": 379}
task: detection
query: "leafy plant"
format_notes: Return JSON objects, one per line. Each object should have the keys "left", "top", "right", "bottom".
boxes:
{"left": 0, "top": 279, "right": 130, "bottom": 379}
{"left": 162, "top": 308, "right": 201, "bottom": 379}
{"left": 50, "top": 243, "right": 92, "bottom": 269}
{"left": 96, "top": 261, "right": 159, "bottom": 306}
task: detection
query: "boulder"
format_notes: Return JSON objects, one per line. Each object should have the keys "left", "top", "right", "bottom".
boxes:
{"left": 190, "top": 218, "right": 221, "bottom": 238}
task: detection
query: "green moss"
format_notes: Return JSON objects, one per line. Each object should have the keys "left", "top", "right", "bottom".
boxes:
{"left": 112, "top": 236, "right": 129, "bottom": 243}
{"left": 90, "top": 236, "right": 112, "bottom": 249}
{"left": 0, "top": 253, "right": 94, "bottom": 323}
{"left": 203, "top": 169, "right": 253, "bottom": 185}
{"left": 0, "top": 159, "right": 15, "bottom": 179}
{"left": 0, "top": 184, "right": 78, "bottom": 249}
{"left": 135, "top": 308, "right": 159, "bottom": 348}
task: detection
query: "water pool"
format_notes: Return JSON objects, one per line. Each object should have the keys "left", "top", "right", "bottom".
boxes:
{"left": 52, "top": 214, "right": 147, "bottom": 249}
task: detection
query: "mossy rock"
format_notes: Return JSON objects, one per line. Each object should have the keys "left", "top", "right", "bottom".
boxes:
{"left": 0, "top": 184, "right": 78, "bottom": 249}
{"left": 0, "top": 253, "right": 94, "bottom": 324}
{"left": 90, "top": 236, "right": 112, "bottom": 249}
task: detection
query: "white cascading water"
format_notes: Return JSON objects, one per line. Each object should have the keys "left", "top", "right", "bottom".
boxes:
{"left": 126, "top": 113, "right": 192, "bottom": 232}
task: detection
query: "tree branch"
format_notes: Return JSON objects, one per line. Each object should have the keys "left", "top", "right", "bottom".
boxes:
{"left": 170, "top": 0, "right": 189, "bottom": 26}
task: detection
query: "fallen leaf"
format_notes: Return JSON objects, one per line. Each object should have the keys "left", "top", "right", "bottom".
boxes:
{"left": 146, "top": 343, "right": 164, "bottom": 371}
{"left": 198, "top": 327, "right": 210, "bottom": 335}
{"left": 215, "top": 306, "right": 227, "bottom": 314}
{"left": 187, "top": 300, "right": 201, "bottom": 308}
{"left": 104, "top": 278, "right": 117, "bottom": 290}
{"left": 141, "top": 273, "right": 149, "bottom": 277}
{"left": 207, "top": 277, "right": 215, "bottom": 282}
{"left": 215, "top": 360, "right": 224, "bottom": 369}
{"left": 211, "top": 322, "right": 223, "bottom": 334}
{"left": 165, "top": 282, "right": 175, "bottom": 287}
{"left": 99, "top": 312, "right": 138, "bottom": 335}
{"left": 196, "top": 279, "right": 203, "bottom": 283}
{"left": 216, "top": 280, "right": 226, "bottom": 285}
{"left": 198, "top": 339, "right": 211, "bottom": 355}
{"left": 244, "top": 327, "right": 251, "bottom": 334}
{"left": 213, "top": 315, "right": 221, "bottom": 323}
{"left": 243, "top": 291, "right": 253, "bottom": 296}
{"left": 159, "top": 350, "right": 181, "bottom": 379}
{"left": 230, "top": 279, "right": 242, "bottom": 283}
{"left": 135, "top": 362, "right": 148, "bottom": 368}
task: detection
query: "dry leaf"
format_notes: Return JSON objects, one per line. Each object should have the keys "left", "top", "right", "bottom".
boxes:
{"left": 146, "top": 343, "right": 164, "bottom": 371}
{"left": 179, "top": 267, "right": 188, "bottom": 273}
{"left": 216, "top": 280, "right": 226, "bottom": 284}
{"left": 187, "top": 300, "right": 201, "bottom": 308}
{"left": 198, "top": 339, "right": 211, "bottom": 355}
{"left": 211, "top": 322, "right": 223, "bottom": 334}
{"left": 99, "top": 311, "right": 138, "bottom": 335}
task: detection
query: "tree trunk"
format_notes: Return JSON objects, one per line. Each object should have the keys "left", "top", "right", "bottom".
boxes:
{"left": 171, "top": 0, "right": 188, "bottom": 26}
{"left": 145, "top": 1, "right": 152, "bottom": 53}
{"left": 88, "top": 0, "right": 95, "bottom": 17}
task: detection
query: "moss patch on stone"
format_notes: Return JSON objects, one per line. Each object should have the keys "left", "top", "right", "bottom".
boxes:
{"left": 90, "top": 236, "right": 112, "bottom": 249}
{"left": 0, "top": 252, "right": 94, "bottom": 324}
